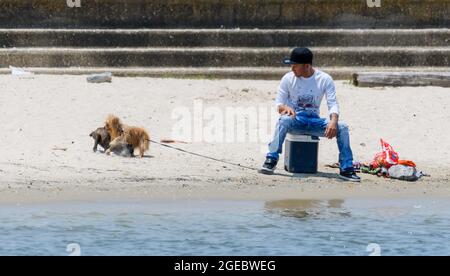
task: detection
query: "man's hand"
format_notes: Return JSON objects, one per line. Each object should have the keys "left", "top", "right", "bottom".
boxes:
{"left": 325, "top": 113, "right": 339, "bottom": 139}
{"left": 278, "top": 105, "right": 295, "bottom": 117}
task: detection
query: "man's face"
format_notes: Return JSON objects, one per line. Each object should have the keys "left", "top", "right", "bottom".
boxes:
{"left": 291, "top": 64, "right": 311, "bottom": 77}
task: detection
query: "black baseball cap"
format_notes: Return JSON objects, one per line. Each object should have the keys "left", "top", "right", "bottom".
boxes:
{"left": 283, "top": 47, "right": 313, "bottom": 65}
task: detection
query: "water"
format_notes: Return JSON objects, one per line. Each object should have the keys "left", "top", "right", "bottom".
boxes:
{"left": 1, "top": 198, "right": 450, "bottom": 256}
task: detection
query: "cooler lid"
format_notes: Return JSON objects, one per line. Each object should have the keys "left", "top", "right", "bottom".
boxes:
{"left": 286, "top": 134, "right": 320, "bottom": 143}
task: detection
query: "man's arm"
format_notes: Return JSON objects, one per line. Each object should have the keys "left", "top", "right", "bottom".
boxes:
{"left": 325, "top": 113, "right": 339, "bottom": 139}
{"left": 324, "top": 77, "right": 340, "bottom": 139}
{"left": 325, "top": 78, "right": 339, "bottom": 116}
{"left": 275, "top": 75, "right": 295, "bottom": 117}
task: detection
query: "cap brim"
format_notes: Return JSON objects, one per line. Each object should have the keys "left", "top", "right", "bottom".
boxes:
{"left": 283, "top": 59, "right": 296, "bottom": 65}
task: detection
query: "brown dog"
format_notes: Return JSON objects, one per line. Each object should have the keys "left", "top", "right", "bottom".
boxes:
{"left": 105, "top": 115, "right": 150, "bottom": 158}
{"left": 105, "top": 114, "right": 124, "bottom": 140}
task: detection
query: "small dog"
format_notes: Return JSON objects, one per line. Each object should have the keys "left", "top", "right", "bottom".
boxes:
{"left": 89, "top": 127, "right": 111, "bottom": 152}
{"left": 105, "top": 115, "right": 150, "bottom": 158}
{"left": 90, "top": 127, "right": 134, "bottom": 157}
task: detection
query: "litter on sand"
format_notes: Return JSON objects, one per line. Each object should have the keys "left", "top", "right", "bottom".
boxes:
{"left": 326, "top": 139, "right": 428, "bottom": 181}
{"left": 87, "top": 72, "right": 112, "bottom": 83}
{"left": 10, "top": 66, "right": 34, "bottom": 78}
{"left": 361, "top": 139, "right": 427, "bottom": 181}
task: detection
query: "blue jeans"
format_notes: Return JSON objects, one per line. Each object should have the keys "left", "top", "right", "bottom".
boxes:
{"left": 267, "top": 112, "right": 354, "bottom": 172}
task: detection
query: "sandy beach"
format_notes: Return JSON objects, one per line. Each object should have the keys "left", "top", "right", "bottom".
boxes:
{"left": 1, "top": 74, "right": 449, "bottom": 204}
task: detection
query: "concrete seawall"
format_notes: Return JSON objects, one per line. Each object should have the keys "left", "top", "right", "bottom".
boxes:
{"left": 1, "top": 0, "right": 449, "bottom": 28}
{"left": 0, "top": 1, "right": 448, "bottom": 79}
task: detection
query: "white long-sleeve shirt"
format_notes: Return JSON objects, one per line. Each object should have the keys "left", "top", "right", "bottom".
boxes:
{"left": 275, "top": 69, "right": 339, "bottom": 116}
